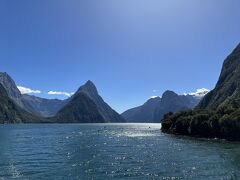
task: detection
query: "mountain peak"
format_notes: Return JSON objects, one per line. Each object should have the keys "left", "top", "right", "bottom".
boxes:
{"left": 0, "top": 72, "right": 12, "bottom": 80}
{"left": 77, "top": 80, "right": 98, "bottom": 95}
{"left": 162, "top": 90, "right": 178, "bottom": 99}
{"left": 85, "top": 80, "right": 96, "bottom": 88}
{"left": 69, "top": 80, "right": 125, "bottom": 123}
{"left": 0, "top": 72, "right": 22, "bottom": 99}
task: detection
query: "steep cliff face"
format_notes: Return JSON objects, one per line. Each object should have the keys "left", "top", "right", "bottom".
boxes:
{"left": 52, "top": 92, "right": 104, "bottom": 123}
{"left": 0, "top": 73, "right": 124, "bottom": 123}
{"left": 198, "top": 43, "right": 240, "bottom": 109}
{"left": 51, "top": 80, "right": 125, "bottom": 123}
{"left": 0, "top": 84, "right": 43, "bottom": 123}
{"left": 161, "top": 43, "right": 240, "bottom": 140}
{"left": 76, "top": 81, "right": 125, "bottom": 122}
{"left": 0, "top": 72, "right": 24, "bottom": 107}
{"left": 0, "top": 72, "right": 65, "bottom": 117}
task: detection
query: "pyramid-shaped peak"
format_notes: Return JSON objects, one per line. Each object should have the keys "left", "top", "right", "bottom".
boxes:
{"left": 77, "top": 80, "right": 98, "bottom": 95}
{"left": 83, "top": 80, "right": 97, "bottom": 90}
{"left": 85, "top": 80, "right": 96, "bottom": 87}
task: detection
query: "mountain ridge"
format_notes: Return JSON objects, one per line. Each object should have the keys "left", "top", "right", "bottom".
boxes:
{"left": 52, "top": 92, "right": 105, "bottom": 123}
{"left": 0, "top": 84, "right": 44, "bottom": 123}
{"left": 197, "top": 43, "right": 240, "bottom": 109}
{"left": 122, "top": 90, "right": 200, "bottom": 123}
{"left": 0, "top": 72, "right": 66, "bottom": 117}
{"left": 161, "top": 43, "right": 240, "bottom": 140}
{"left": 0, "top": 73, "right": 124, "bottom": 123}
{"left": 76, "top": 80, "right": 125, "bottom": 123}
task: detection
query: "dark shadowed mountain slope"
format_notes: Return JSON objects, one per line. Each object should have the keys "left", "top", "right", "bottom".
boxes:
{"left": 52, "top": 92, "right": 104, "bottom": 123}
{"left": 76, "top": 80, "right": 125, "bottom": 122}
{"left": 122, "top": 91, "right": 200, "bottom": 123}
{"left": 161, "top": 43, "right": 240, "bottom": 140}
{"left": 0, "top": 72, "right": 65, "bottom": 117}
{"left": 0, "top": 84, "right": 43, "bottom": 123}
{"left": 154, "top": 91, "right": 200, "bottom": 122}
{"left": 198, "top": 43, "right": 240, "bottom": 109}
{"left": 122, "top": 97, "right": 161, "bottom": 123}
{"left": 0, "top": 73, "right": 124, "bottom": 123}
{"left": 0, "top": 72, "right": 24, "bottom": 107}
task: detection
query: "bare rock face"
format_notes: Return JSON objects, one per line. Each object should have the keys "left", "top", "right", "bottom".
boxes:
{"left": 52, "top": 80, "right": 124, "bottom": 123}
{"left": 75, "top": 80, "right": 125, "bottom": 123}
{"left": 0, "top": 72, "right": 24, "bottom": 107}
{"left": 0, "top": 84, "right": 43, "bottom": 123}
{"left": 0, "top": 72, "right": 65, "bottom": 117}
{"left": 52, "top": 92, "right": 105, "bottom": 123}
{"left": 197, "top": 43, "right": 240, "bottom": 109}
{"left": 0, "top": 73, "right": 124, "bottom": 123}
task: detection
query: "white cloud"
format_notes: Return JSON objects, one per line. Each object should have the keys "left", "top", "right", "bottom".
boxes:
{"left": 48, "top": 91, "right": 74, "bottom": 97}
{"left": 184, "top": 88, "right": 210, "bottom": 98}
{"left": 17, "top": 86, "right": 41, "bottom": 94}
{"left": 152, "top": 89, "right": 158, "bottom": 93}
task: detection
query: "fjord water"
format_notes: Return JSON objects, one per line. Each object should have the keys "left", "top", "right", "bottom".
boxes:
{"left": 0, "top": 124, "right": 240, "bottom": 179}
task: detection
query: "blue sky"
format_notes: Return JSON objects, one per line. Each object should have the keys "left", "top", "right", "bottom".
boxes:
{"left": 1, "top": 0, "right": 240, "bottom": 113}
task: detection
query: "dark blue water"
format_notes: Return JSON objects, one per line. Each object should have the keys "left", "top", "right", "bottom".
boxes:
{"left": 0, "top": 124, "right": 240, "bottom": 179}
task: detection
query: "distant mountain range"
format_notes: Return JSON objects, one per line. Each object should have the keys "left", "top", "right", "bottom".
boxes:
{"left": 122, "top": 90, "right": 204, "bottom": 123}
{"left": 161, "top": 43, "right": 240, "bottom": 140}
{"left": 0, "top": 72, "right": 125, "bottom": 123}
{"left": 0, "top": 71, "right": 209, "bottom": 124}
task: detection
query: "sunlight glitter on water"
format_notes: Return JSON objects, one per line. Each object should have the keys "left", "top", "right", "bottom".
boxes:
{"left": 1, "top": 123, "right": 240, "bottom": 179}
{"left": 104, "top": 123, "right": 162, "bottom": 138}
